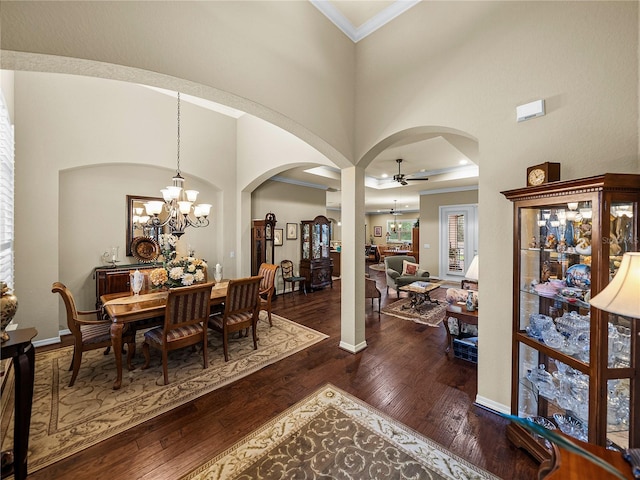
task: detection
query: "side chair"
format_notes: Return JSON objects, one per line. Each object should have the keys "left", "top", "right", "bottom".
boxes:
{"left": 207, "top": 275, "right": 262, "bottom": 362}
{"left": 280, "top": 260, "right": 307, "bottom": 297}
{"left": 142, "top": 282, "right": 214, "bottom": 385}
{"left": 364, "top": 275, "right": 382, "bottom": 318}
{"left": 52, "top": 281, "right": 136, "bottom": 387}
{"left": 257, "top": 263, "right": 279, "bottom": 327}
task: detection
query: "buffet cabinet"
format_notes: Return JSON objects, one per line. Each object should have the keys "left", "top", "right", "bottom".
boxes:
{"left": 300, "top": 215, "right": 333, "bottom": 290}
{"left": 94, "top": 264, "right": 158, "bottom": 308}
{"left": 502, "top": 174, "right": 639, "bottom": 461}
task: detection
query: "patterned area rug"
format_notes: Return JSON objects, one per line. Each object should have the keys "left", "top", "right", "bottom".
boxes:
{"left": 181, "top": 384, "right": 498, "bottom": 480}
{"left": 381, "top": 288, "right": 447, "bottom": 326}
{"left": 0, "top": 314, "right": 327, "bottom": 473}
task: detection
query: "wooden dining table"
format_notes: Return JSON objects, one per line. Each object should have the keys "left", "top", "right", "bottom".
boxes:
{"left": 100, "top": 282, "right": 228, "bottom": 390}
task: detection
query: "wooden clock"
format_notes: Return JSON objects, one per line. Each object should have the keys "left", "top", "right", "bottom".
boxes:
{"left": 526, "top": 162, "right": 560, "bottom": 186}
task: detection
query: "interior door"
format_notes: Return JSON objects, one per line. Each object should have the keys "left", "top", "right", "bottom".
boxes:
{"left": 439, "top": 204, "right": 478, "bottom": 280}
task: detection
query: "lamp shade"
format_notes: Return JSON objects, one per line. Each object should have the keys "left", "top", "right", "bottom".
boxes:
{"left": 589, "top": 252, "right": 640, "bottom": 319}
{"left": 465, "top": 255, "right": 479, "bottom": 281}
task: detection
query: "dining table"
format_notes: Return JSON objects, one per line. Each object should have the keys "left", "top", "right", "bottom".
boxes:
{"left": 100, "top": 281, "right": 228, "bottom": 390}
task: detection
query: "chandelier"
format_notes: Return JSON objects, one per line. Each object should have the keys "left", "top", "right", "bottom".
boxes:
{"left": 143, "top": 93, "right": 211, "bottom": 238}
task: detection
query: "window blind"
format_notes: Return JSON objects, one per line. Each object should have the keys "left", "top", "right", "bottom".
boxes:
{"left": 0, "top": 92, "right": 14, "bottom": 289}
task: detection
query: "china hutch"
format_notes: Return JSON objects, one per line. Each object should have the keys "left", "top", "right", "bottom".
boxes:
{"left": 300, "top": 215, "right": 333, "bottom": 290}
{"left": 502, "top": 173, "right": 639, "bottom": 461}
{"left": 251, "top": 212, "right": 277, "bottom": 276}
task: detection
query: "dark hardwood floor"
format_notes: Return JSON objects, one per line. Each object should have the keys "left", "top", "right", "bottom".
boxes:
{"left": 32, "top": 267, "right": 539, "bottom": 479}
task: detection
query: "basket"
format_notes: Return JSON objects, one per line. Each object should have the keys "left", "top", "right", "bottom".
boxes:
{"left": 453, "top": 338, "right": 478, "bottom": 364}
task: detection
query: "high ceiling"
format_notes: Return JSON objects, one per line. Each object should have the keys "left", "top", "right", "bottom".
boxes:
{"left": 271, "top": 1, "right": 480, "bottom": 214}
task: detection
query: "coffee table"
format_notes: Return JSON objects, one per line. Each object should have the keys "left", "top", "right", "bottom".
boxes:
{"left": 399, "top": 281, "right": 441, "bottom": 313}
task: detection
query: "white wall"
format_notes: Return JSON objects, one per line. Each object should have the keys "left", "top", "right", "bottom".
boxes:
{"left": 14, "top": 72, "right": 236, "bottom": 340}
{"left": 356, "top": 0, "right": 639, "bottom": 412}
{"left": 251, "top": 180, "right": 326, "bottom": 292}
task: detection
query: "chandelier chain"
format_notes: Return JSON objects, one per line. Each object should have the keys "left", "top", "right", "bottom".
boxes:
{"left": 176, "top": 92, "right": 181, "bottom": 175}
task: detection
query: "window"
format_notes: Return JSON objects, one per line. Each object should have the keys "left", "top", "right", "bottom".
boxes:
{"left": 0, "top": 92, "right": 14, "bottom": 289}
{"left": 386, "top": 218, "right": 416, "bottom": 243}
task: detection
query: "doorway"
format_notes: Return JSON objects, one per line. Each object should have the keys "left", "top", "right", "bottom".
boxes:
{"left": 439, "top": 204, "right": 478, "bottom": 281}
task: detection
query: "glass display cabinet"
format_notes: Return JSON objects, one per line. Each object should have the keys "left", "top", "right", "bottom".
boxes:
{"left": 502, "top": 173, "right": 639, "bottom": 462}
{"left": 300, "top": 215, "right": 333, "bottom": 290}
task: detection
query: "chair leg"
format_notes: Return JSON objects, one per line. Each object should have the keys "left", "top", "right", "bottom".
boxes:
{"left": 252, "top": 324, "right": 258, "bottom": 350}
{"left": 223, "top": 333, "right": 229, "bottom": 362}
{"left": 142, "top": 341, "right": 151, "bottom": 370}
{"left": 162, "top": 349, "right": 169, "bottom": 385}
{"left": 126, "top": 341, "right": 136, "bottom": 371}
{"left": 69, "top": 347, "right": 82, "bottom": 387}
{"left": 103, "top": 346, "right": 111, "bottom": 355}
{"left": 202, "top": 334, "right": 208, "bottom": 369}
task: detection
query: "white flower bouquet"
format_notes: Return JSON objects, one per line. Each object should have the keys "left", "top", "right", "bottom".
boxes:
{"left": 150, "top": 256, "right": 208, "bottom": 288}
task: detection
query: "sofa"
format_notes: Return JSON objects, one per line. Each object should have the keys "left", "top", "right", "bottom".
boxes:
{"left": 384, "top": 255, "right": 430, "bottom": 297}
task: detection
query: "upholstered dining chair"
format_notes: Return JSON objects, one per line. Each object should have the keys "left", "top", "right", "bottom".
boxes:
{"left": 257, "top": 263, "right": 279, "bottom": 327}
{"left": 207, "top": 275, "right": 262, "bottom": 362}
{"left": 52, "top": 281, "right": 136, "bottom": 387}
{"left": 280, "top": 260, "right": 307, "bottom": 297}
{"left": 364, "top": 275, "right": 382, "bottom": 318}
{"left": 141, "top": 282, "right": 214, "bottom": 385}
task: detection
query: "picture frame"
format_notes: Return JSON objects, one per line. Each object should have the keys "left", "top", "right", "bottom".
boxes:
{"left": 373, "top": 225, "right": 382, "bottom": 237}
{"left": 286, "top": 223, "right": 298, "bottom": 240}
{"left": 274, "top": 228, "right": 283, "bottom": 246}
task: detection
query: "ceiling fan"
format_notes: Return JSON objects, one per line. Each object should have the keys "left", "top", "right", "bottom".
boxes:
{"left": 393, "top": 158, "right": 429, "bottom": 185}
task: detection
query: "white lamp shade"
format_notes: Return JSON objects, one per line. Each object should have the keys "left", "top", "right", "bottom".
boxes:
{"left": 178, "top": 201, "right": 192, "bottom": 214}
{"left": 161, "top": 189, "right": 172, "bottom": 202}
{"left": 145, "top": 201, "right": 164, "bottom": 216}
{"left": 166, "top": 185, "right": 182, "bottom": 199}
{"left": 589, "top": 252, "right": 640, "bottom": 319}
{"left": 465, "top": 255, "right": 479, "bottom": 281}
{"left": 198, "top": 204, "right": 212, "bottom": 217}
{"left": 185, "top": 190, "right": 199, "bottom": 202}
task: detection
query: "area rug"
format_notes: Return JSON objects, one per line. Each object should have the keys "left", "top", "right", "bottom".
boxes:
{"left": 0, "top": 314, "right": 327, "bottom": 473}
{"left": 181, "top": 384, "right": 498, "bottom": 480}
{"left": 368, "top": 263, "right": 386, "bottom": 272}
{"left": 381, "top": 288, "right": 447, "bottom": 326}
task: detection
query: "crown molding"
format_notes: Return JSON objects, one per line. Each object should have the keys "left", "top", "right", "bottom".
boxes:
{"left": 310, "top": 0, "right": 420, "bottom": 43}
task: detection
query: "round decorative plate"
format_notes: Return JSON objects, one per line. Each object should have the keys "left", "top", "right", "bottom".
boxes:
{"left": 130, "top": 236, "right": 160, "bottom": 263}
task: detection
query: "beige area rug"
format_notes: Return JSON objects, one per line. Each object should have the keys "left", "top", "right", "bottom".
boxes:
{"left": 368, "top": 263, "right": 386, "bottom": 272}
{"left": 381, "top": 287, "right": 447, "bottom": 326}
{"left": 0, "top": 314, "right": 327, "bottom": 473}
{"left": 181, "top": 384, "right": 498, "bottom": 480}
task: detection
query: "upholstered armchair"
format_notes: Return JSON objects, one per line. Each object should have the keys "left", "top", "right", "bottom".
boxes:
{"left": 384, "top": 255, "right": 430, "bottom": 297}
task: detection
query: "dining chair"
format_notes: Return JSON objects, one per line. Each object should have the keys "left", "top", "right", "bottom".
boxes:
{"left": 364, "top": 275, "right": 382, "bottom": 318}
{"left": 207, "top": 276, "right": 262, "bottom": 362}
{"left": 280, "top": 260, "right": 307, "bottom": 297}
{"left": 141, "top": 282, "right": 214, "bottom": 385}
{"left": 52, "top": 281, "right": 136, "bottom": 387}
{"left": 257, "top": 263, "right": 279, "bottom": 327}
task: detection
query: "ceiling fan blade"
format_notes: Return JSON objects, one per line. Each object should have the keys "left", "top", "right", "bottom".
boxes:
{"left": 404, "top": 177, "right": 429, "bottom": 182}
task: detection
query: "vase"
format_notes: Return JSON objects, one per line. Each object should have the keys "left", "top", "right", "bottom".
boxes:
{"left": 465, "top": 290, "right": 475, "bottom": 312}
{"left": 1, "top": 282, "right": 18, "bottom": 342}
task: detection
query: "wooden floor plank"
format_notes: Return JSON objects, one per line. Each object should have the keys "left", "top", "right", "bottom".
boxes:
{"left": 29, "top": 268, "right": 539, "bottom": 479}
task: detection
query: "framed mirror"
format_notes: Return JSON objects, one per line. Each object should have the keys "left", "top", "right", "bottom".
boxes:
{"left": 126, "top": 195, "right": 169, "bottom": 256}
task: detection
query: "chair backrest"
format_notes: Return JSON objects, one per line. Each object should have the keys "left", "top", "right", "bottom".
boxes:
{"left": 164, "top": 282, "right": 215, "bottom": 333}
{"left": 384, "top": 255, "right": 416, "bottom": 275}
{"left": 280, "top": 260, "right": 295, "bottom": 280}
{"left": 51, "top": 281, "right": 82, "bottom": 337}
{"left": 257, "top": 263, "right": 279, "bottom": 294}
{"left": 364, "top": 276, "right": 381, "bottom": 299}
{"left": 223, "top": 276, "right": 262, "bottom": 317}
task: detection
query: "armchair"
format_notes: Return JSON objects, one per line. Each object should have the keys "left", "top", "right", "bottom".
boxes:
{"left": 384, "top": 255, "right": 430, "bottom": 298}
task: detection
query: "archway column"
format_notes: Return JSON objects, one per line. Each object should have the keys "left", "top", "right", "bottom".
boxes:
{"left": 339, "top": 165, "right": 367, "bottom": 353}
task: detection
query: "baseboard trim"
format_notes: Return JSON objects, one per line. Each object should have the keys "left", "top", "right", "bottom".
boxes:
{"left": 338, "top": 340, "right": 368, "bottom": 353}
{"left": 474, "top": 395, "right": 510, "bottom": 415}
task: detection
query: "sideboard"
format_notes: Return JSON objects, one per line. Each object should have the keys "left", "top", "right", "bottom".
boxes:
{"left": 93, "top": 263, "right": 160, "bottom": 308}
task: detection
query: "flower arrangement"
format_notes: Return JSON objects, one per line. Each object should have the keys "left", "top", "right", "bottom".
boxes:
{"left": 150, "top": 256, "right": 208, "bottom": 288}
{"left": 158, "top": 233, "right": 178, "bottom": 262}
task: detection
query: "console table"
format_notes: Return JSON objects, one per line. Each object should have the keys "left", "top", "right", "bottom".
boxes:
{"left": 443, "top": 306, "right": 478, "bottom": 360}
{"left": 1, "top": 328, "right": 37, "bottom": 480}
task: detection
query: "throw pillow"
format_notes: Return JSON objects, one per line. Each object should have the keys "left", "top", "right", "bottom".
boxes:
{"left": 402, "top": 260, "right": 419, "bottom": 276}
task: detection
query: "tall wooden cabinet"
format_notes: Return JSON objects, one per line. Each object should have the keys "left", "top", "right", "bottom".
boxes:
{"left": 502, "top": 174, "right": 639, "bottom": 461}
{"left": 251, "top": 213, "right": 277, "bottom": 276}
{"left": 300, "top": 215, "right": 333, "bottom": 290}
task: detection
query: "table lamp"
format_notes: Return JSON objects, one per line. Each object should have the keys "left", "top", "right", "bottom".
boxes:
{"left": 465, "top": 255, "right": 479, "bottom": 281}
{"left": 589, "top": 252, "right": 640, "bottom": 319}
